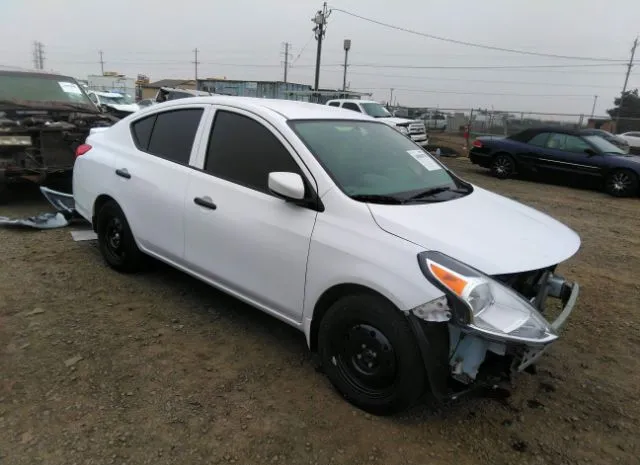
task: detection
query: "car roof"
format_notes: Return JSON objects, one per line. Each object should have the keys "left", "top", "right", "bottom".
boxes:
{"left": 327, "top": 99, "right": 379, "bottom": 104}
{"left": 0, "top": 68, "right": 77, "bottom": 80}
{"left": 153, "top": 96, "right": 375, "bottom": 121}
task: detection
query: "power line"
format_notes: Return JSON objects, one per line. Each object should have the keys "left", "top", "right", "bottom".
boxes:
{"left": 331, "top": 7, "right": 628, "bottom": 63}
{"left": 347, "top": 63, "right": 624, "bottom": 70}
{"left": 292, "top": 34, "right": 315, "bottom": 64}
{"left": 319, "top": 68, "right": 620, "bottom": 89}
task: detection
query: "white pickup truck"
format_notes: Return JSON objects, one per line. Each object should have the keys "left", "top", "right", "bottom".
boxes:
{"left": 327, "top": 99, "right": 428, "bottom": 146}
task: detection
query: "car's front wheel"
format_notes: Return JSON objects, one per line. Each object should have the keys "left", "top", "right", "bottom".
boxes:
{"left": 318, "top": 293, "right": 426, "bottom": 415}
{"left": 97, "top": 200, "right": 144, "bottom": 272}
{"left": 491, "top": 153, "right": 516, "bottom": 179}
{"left": 604, "top": 169, "right": 639, "bottom": 197}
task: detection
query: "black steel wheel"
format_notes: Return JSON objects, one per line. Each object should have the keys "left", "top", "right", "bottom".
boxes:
{"left": 491, "top": 153, "right": 515, "bottom": 179}
{"left": 318, "top": 294, "right": 426, "bottom": 415}
{"left": 604, "top": 170, "right": 638, "bottom": 197}
{"left": 97, "top": 200, "right": 144, "bottom": 272}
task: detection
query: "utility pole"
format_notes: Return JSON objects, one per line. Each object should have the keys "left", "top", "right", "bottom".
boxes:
{"left": 193, "top": 48, "right": 200, "bottom": 90}
{"left": 590, "top": 95, "right": 598, "bottom": 118}
{"left": 312, "top": 2, "right": 331, "bottom": 95}
{"left": 33, "top": 41, "right": 45, "bottom": 70}
{"left": 99, "top": 50, "right": 104, "bottom": 75}
{"left": 389, "top": 88, "right": 394, "bottom": 106}
{"left": 342, "top": 39, "right": 351, "bottom": 93}
{"left": 616, "top": 37, "right": 638, "bottom": 131}
{"left": 281, "top": 42, "right": 292, "bottom": 83}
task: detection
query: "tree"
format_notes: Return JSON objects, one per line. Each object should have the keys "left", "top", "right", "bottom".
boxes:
{"left": 607, "top": 89, "right": 640, "bottom": 132}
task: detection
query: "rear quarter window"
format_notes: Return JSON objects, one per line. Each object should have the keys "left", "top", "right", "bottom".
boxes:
{"left": 130, "top": 114, "right": 156, "bottom": 151}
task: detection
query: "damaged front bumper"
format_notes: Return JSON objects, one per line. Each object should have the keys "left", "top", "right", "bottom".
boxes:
{"left": 409, "top": 271, "right": 579, "bottom": 400}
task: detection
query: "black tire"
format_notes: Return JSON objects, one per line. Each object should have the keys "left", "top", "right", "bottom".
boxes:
{"left": 604, "top": 169, "right": 639, "bottom": 197}
{"left": 318, "top": 294, "right": 426, "bottom": 415}
{"left": 96, "top": 200, "right": 144, "bottom": 273}
{"left": 491, "top": 153, "right": 516, "bottom": 179}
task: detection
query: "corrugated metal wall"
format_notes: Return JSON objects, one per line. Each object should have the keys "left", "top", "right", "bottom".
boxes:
{"left": 199, "top": 80, "right": 311, "bottom": 101}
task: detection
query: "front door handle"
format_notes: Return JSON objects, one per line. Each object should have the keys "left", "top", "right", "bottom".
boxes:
{"left": 194, "top": 196, "right": 217, "bottom": 210}
{"left": 115, "top": 168, "right": 131, "bottom": 179}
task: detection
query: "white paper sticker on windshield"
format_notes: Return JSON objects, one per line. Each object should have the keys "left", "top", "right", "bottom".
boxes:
{"left": 58, "top": 82, "right": 82, "bottom": 95}
{"left": 407, "top": 149, "right": 442, "bottom": 171}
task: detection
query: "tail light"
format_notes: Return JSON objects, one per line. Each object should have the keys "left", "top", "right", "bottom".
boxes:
{"left": 472, "top": 140, "right": 483, "bottom": 148}
{"left": 75, "top": 144, "right": 92, "bottom": 157}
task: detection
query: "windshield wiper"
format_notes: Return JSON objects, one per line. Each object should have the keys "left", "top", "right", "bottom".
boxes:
{"left": 405, "top": 186, "right": 467, "bottom": 201}
{"left": 350, "top": 194, "right": 405, "bottom": 204}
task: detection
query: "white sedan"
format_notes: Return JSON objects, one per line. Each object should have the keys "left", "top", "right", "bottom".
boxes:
{"left": 72, "top": 97, "right": 580, "bottom": 415}
{"left": 619, "top": 131, "right": 640, "bottom": 153}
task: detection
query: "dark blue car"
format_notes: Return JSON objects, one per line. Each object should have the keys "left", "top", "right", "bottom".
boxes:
{"left": 469, "top": 127, "right": 640, "bottom": 197}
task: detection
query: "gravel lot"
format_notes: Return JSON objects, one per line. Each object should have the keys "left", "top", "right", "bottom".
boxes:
{"left": 1, "top": 158, "right": 639, "bottom": 465}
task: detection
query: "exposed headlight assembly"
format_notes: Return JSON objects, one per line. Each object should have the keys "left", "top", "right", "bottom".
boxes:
{"left": 418, "top": 251, "right": 557, "bottom": 346}
{"left": 396, "top": 125, "right": 409, "bottom": 135}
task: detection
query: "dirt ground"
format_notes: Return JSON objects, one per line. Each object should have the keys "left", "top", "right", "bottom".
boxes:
{"left": 1, "top": 159, "right": 639, "bottom": 465}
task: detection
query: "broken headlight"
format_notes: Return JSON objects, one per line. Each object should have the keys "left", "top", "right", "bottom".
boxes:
{"left": 418, "top": 251, "right": 557, "bottom": 345}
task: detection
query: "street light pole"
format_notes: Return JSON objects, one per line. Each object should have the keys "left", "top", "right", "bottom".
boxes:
{"left": 590, "top": 95, "right": 598, "bottom": 118}
{"left": 342, "top": 39, "right": 351, "bottom": 93}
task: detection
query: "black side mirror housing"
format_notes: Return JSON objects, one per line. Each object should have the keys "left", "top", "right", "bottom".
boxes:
{"left": 584, "top": 148, "right": 598, "bottom": 156}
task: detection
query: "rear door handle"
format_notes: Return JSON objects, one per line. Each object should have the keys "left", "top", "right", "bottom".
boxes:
{"left": 115, "top": 168, "right": 131, "bottom": 179}
{"left": 194, "top": 196, "right": 217, "bottom": 210}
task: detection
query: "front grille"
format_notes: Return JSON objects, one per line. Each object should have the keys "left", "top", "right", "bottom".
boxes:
{"left": 409, "top": 122, "right": 426, "bottom": 134}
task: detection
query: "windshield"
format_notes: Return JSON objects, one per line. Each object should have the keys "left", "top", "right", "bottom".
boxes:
{"left": 360, "top": 102, "right": 392, "bottom": 118}
{"left": 584, "top": 135, "right": 624, "bottom": 154}
{"left": 0, "top": 72, "right": 94, "bottom": 107}
{"left": 290, "top": 120, "right": 461, "bottom": 200}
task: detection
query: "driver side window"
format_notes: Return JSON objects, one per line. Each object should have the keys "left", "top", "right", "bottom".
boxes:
{"left": 204, "top": 110, "right": 304, "bottom": 195}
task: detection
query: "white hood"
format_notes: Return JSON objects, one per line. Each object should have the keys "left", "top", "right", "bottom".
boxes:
{"left": 368, "top": 187, "right": 580, "bottom": 275}
{"left": 378, "top": 117, "right": 418, "bottom": 126}
{"left": 104, "top": 103, "right": 139, "bottom": 113}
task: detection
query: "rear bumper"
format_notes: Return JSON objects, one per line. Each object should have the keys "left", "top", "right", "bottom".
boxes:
{"left": 469, "top": 149, "right": 492, "bottom": 166}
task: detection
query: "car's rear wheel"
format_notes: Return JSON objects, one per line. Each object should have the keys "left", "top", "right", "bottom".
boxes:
{"left": 97, "top": 200, "right": 144, "bottom": 272}
{"left": 604, "top": 169, "right": 639, "bottom": 197}
{"left": 491, "top": 153, "right": 516, "bottom": 179}
{"left": 318, "top": 293, "right": 426, "bottom": 415}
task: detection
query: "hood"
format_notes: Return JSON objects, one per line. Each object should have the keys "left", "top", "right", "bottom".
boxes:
{"left": 378, "top": 117, "right": 421, "bottom": 126}
{"left": 104, "top": 103, "right": 139, "bottom": 113}
{"left": 618, "top": 154, "right": 640, "bottom": 163}
{"left": 368, "top": 187, "right": 580, "bottom": 275}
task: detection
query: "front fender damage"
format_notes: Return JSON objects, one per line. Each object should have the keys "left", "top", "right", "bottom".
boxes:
{"left": 406, "top": 271, "right": 579, "bottom": 401}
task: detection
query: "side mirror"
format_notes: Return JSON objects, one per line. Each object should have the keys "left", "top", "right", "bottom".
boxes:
{"left": 268, "top": 172, "right": 305, "bottom": 201}
{"left": 584, "top": 148, "right": 598, "bottom": 156}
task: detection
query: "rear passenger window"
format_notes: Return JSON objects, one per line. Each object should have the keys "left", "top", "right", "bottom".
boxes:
{"left": 342, "top": 102, "right": 361, "bottom": 112}
{"left": 328, "top": 102, "right": 340, "bottom": 107}
{"left": 528, "top": 133, "right": 550, "bottom": 147}
{"left": 147, "top": 109, "right": 203, "bottom": 164}
{"left": 131, "top": 115, "right": 156, "bottom": 151}
{"left": 204, "top": 110, "right": 302, "bottom": 193}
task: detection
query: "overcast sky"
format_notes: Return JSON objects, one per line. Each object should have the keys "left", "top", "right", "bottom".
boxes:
{"left": 1, "top": 0, "right": 638, "bottom": 116}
